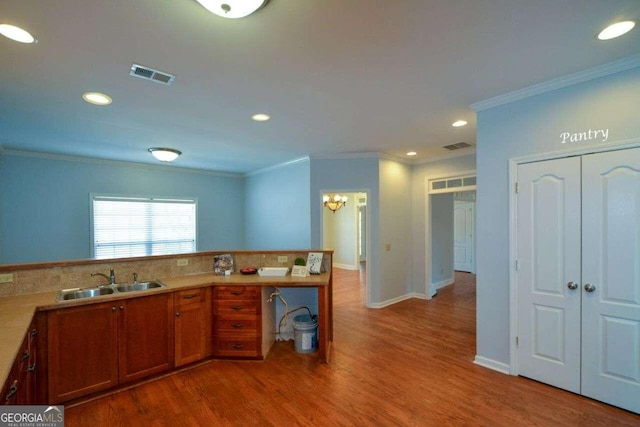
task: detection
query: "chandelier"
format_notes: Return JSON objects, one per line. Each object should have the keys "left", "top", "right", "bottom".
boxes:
{"left": 323, "top": 194, "right": 348, "bottom": 213}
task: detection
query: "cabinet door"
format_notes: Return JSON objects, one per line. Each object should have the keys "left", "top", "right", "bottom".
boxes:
{"left": 175, "top": 288, "right": 212, "bottom": 367}
{"left": 118, "top": 293, "right": 174, "bottom": 383}
{"left": 48, "top": 302, "right": 119, "bottom": 403}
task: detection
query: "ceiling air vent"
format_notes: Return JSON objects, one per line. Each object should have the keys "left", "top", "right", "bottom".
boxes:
{"left": 129, "top": 64, "right": 175, "bottom": 86}
{"left": 443, "top": 142, "right": 472, "bottom": 151}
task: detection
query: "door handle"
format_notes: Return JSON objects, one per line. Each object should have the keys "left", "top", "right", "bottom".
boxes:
{"left": 584, "top": 283, "right": 596, "bottom": 293}
{"left": 567, "top": 281, "right": 578, "bottom": 290}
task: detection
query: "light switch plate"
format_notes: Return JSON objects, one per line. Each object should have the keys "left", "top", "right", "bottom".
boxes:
{"left": 277, "top": 256, "right": 288, "bottom": 263}
{"left": 177, "top": 258, "right": 189, "bottom": 266}
{"left": 0, "top": 273, "right": 14, "bottom": 283}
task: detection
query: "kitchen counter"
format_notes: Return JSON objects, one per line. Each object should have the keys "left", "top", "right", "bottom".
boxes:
{"left": 0, "top": 271, "right": 332, "bottom": 389}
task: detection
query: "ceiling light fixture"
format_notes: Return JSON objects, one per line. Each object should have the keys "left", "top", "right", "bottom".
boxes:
{"left": 0, "top": 24, "right": 37, "bottom": 44}
{"left": 598, "top": 20, "right": 636, "bottom": 40}
{"left": 82, "top": 92, "right": 112, "bottom": 106}
{"left": 452, "top": 120, "right": 467, "bottom": 127}
{"left": 323, "top": 194, "right": 348, "bottom": 213}
{"left": 406, "top": 151, "right": 417, "bottom": 156}
{"left": 251, "top": 113, "right": 271, "bottom": 122}
{"left": 195, "top": 0, "right": 269, "bottom": 19}
{"left": 148, "top": 148, "right": 182, "bottom": 162}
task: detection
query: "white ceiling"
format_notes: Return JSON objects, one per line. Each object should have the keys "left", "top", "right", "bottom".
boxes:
{"left": 1, "top": 0, "right": 639, "bottom": 174}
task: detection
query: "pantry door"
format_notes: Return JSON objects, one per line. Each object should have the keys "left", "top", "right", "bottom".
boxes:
{"left": 516, "top": 156, "right": 582, "bottom": 393}
{"left": 581, "top": 148, "right": 640, "bottom": 414}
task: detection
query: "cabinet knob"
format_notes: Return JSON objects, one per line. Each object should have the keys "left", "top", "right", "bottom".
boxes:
{"left": 119, "top": 305, "right": 124, "bottom": 310}
{"left": 176, "top": 312, "right": 181, "bottom": 317}
{"left": 112, "top": 307, "right": 117, "bottom": 312}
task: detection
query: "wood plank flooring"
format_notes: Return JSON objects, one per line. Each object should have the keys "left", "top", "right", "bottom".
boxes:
{"left": 65, "top": 269, "right": 640, "bottom": 426}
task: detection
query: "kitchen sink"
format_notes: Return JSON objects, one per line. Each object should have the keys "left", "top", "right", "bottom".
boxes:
{"left": 56, "top": 281, "right": 166, "bottom": 302}
{"left": 116, "top": 281, "right": 164, "bottom": 292}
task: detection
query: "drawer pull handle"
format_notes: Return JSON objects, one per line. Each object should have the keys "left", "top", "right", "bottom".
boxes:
{"left": 232, "top": 323, "right": 244, "bottom": 328}
{"left": 183, "top": 294, "right": 198, "bottom": 299}
{"left": 31, "top": 329, "right": 38, "bottom": 338}
{"left": 5, "top": 381, "right": 18, "bottom": 401}
{"left": 231, "top": 291, "right": 245, "bottom": 296}
{"left": 232, "top": 305, "right": 244, "bottom": 311}
{"left": 21, "top": 351, "right": 30, "bottom": 361}
{"left": 27, "top": 363, "right": 36, "bottom": 373}
{"left": 232, "top": 344, "right": 245, "bottom": 349}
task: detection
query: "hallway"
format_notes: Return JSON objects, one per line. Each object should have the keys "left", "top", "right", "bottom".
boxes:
{"left": 65, "top": 269, "right": 639, "bottom": 426}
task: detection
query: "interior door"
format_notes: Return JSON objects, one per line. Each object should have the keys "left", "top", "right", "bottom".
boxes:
{"left": 516, "top": 157, "right": 582, "bottom": 393}
{"left": 454, "top": 201, "right": 475, "bottom": 273}
{"left": 581, "top": 148, "right": 640, "bottom": 414}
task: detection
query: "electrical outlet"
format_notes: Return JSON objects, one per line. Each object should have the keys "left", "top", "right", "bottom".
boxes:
{"left": 0, "top": 273, "right": 14, "bottom": 283}
{"left": 277, "top": 256, "right": 288, "bottom": 263}
{"left": 177, "top": 258, "right": 189, "bottom": 266}
{"left": 385, "top": 243, "right": 391, "bottom": 251}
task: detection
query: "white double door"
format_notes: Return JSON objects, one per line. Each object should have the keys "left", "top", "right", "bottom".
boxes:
{"left": 516, "top": 147, "right": 640, "bottom": 414}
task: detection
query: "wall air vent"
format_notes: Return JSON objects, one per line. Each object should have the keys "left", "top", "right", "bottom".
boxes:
{"left": 443, "top": 142, "right": 473, "bottom": 151}
{"left": 129, "top": 64, "right": 175, "bottom": 86}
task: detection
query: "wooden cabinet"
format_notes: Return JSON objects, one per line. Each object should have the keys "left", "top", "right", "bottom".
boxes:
{"left": 1, "top": 317, "right": 39, "bottom": 405}
{"left": 212, "top": 286, "right": 274, "bottom": 359}
{"left": 174, "top": 288, "right": 211, "bottom": 367}
{"left": 47, "top": 293, "right": 174, "bottom": 403}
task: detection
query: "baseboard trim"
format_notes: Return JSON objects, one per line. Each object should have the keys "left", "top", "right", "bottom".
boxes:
{"left": 409, "top": 292, "right": 427, "bottom": 300}
{"left": 432, "top": 277, "right": 454, "bottom": 290}
{"left": 333, "top": 263, "right": 359, "bottom": 271}
{"left": 473, "top": 356, "right": 511, "bottom": 375}
{"left": 368, "top": 293, "right": 413, "bottom": 309}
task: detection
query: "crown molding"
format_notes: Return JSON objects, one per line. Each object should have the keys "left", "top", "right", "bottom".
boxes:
{"left": 470, "top": 53, "right": 640, "bottom": 112}
{"left": 243, "top": 156, "right": 309, "bottom": 177}
{"left": 309, "top": 151, "right": 413, "bottom": 164}
{"left": 0, "top": 149, "right": 243, "bottom": 178}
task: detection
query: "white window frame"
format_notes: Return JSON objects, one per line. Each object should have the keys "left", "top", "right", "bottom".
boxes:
{"left": 90, "top": 194, "right": 197, "bottom": 259}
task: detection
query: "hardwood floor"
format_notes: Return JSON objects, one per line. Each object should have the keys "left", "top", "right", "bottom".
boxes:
{"left": 66, "top": 269, "right": 640, "bottom": 426}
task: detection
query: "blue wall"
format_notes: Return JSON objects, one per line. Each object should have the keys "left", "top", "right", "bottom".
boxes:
{"left": 244, "top": 159, "right": 311, "bottom": 249}
{"left": 0, "top": 154, "right": 245, "bottom": 263}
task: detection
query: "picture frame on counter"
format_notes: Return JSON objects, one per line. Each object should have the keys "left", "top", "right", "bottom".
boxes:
{"left": 306, "top": 252, "right": 325, "bottom": 275}
{"left": 291, "top": 265, "right": 309, "bottom": 277}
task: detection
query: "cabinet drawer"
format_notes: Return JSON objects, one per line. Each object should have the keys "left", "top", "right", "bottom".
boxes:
{"left": 214, "top": 300, "right": 258, "bottom": 315}
{"left": 175, "top": 288, "right": 206, "bottom": 306}
{"left": 214, "top": 286, "right": 259, "bottom": 300}
{"left": 215, "top": 317, "right": 259, "bottom": 335}
{"left": 213, "top": 337, "right": 260, "bottom": 358}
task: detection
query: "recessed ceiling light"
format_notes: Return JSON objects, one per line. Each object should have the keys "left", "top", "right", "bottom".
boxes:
{"left": 598, "top": 20, "right": 636, "bottom": 40}
{"left": 0, "top": 24, "right": 37, "bottom": 44}
{"left": 82, "top": 92, "right": 112, "bottom": 106}
{"left": 251, "top": 113, "right": 270, "bottom": 122}
{"left": 195, "top": 0, "right": 269, "bottom": 19}
{"left": 452, "top": 120, "right": 467, "bottom": 127}
{"left": 406, "top": 151, "right": 417, "bottom": 156}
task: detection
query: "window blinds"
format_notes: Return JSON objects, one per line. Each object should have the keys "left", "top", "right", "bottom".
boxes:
{"left": 92, "top": 196, "right": 196, "bottom": 259}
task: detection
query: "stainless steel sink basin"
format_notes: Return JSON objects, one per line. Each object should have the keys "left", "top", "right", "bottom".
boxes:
{"left": 116, "top": 281, "right": 164, "bottom": 292}
{"left": 59, "top": 287, "right": 115, "bottom": 301}
{"left": 56, "top": 280, "right": 166, "bottom": 302}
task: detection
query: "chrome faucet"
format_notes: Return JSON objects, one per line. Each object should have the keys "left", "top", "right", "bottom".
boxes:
{"left": 132, "top": 272, "right": 138, "bottom": 283}
{"left": 91, "top": 269, "right": 116, "bottom": 285}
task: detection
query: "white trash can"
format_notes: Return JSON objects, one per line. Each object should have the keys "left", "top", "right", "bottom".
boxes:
{"left": 293, "top": 314, "right": 318, "bottom": 354}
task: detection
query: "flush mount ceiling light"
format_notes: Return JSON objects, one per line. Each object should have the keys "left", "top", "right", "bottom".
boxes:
{"left": 0, "top": 24, "right": 37, "bottom": 44}
{"left": 323, "top": 194, "right": 348, "bottom": 213}
{"left": 148, "top": 148, "right": 182, "bottom": 162}
{"left": 251, "top": 113, "right": 271, "bottom": 122}
{"left": 82, "top": 92, "right": 112, "bottom": 106}
{"left": 598, "top": 20, "right": 636, "bottom": 40}
{"left": 195, "top": 0, "right": 269, "bottom": 19}
{"left": 406, "top": 151, "right": 417, "bottom": 156}
{"left": 452, "top": 120, "right": 468, "bottom": 127}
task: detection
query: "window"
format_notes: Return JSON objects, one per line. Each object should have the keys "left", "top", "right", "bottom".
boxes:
{"left": 91, "top": 195, "right": 196, "bottom": 259}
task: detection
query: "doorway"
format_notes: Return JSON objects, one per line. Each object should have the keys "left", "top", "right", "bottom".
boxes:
{"left": 454, "top": 192, "right": 476, "bottom": 274}
{"left": 515, "top": 147, "right": 640, "bottom": 414}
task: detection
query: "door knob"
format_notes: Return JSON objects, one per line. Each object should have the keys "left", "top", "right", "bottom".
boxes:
{"left": 584, "top": 283, "right": 596, "bottom": 293}
{"left": 567, "top": 281, "right": 578, "bottom": 290}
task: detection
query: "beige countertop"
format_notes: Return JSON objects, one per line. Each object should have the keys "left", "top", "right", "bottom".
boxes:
{"left": 0, "top": 271, "right": 330, "bottom": 389}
